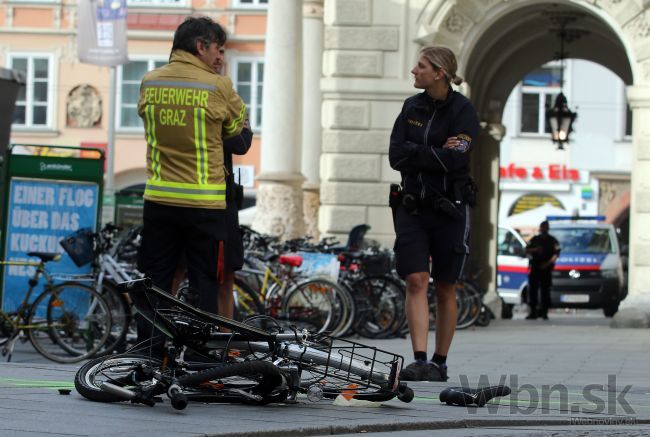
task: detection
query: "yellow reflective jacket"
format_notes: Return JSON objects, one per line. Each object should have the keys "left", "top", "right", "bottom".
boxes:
{"left": 138, "top": 49, "right": 246, "bottom": 209}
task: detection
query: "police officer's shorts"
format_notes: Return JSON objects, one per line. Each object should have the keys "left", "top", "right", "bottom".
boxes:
{"left": 393, "top": 204, "right": 470, "bottom": 284}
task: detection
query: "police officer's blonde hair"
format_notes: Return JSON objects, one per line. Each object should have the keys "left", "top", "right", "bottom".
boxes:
{"left": 419, "top": 46, "right": 463, "bottom": 86}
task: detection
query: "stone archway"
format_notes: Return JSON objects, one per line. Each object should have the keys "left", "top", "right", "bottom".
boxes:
{"left": 415, "top": 0, "right": 648, "bottom": 325}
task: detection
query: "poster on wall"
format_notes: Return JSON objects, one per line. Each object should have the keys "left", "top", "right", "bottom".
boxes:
{"left": 1, "top": 178, "right": 99, "bottom": 312}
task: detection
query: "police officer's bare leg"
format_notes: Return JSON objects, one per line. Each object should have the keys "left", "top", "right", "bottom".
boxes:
{"left": 218, "top": 269, "right": 235, "bottom": 332}
{"left": 405, "top": 271, "right": 431, "bottom": 353}
{"left": 434, "top": 281, "right": 457, "bottom": 357}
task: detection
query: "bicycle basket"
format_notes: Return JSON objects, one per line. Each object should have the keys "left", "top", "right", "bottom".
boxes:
{"left": 361, "top": 253, "right": 392, "bottom": 276}
{"left": 60, "top": 228, "right": 95, "bottom": 267}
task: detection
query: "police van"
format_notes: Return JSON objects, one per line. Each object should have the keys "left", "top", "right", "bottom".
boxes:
{"left": 497, "top": 218, "right": 626, "bottom": 318}
{"left": 496, "top": 225, "right": 529, "bottom": 319}
{"left": 547, "top": 217, "right": 626, "bottom": 317}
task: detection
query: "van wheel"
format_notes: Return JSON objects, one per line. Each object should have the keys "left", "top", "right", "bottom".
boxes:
{"left": 603, "top": 303, "right": 619, "bottom": 318}
{"left": 501, "top": 302, "right": 514, "bottom": 319}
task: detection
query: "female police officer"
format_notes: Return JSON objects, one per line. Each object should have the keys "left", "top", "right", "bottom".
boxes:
{"left": 389, "top": 46, "right": 479, "bottom": 381}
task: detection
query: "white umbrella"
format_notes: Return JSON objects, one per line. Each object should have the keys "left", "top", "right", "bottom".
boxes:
{"left": 504, "top": 203, "right": 567, "bottom": 228}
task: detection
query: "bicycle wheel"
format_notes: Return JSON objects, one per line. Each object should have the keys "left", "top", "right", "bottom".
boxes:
{"left": 76, "top": 353, "right": 285, "bottom": 406}
{"left": 75, "top": 354, "right": 163, "bottom": 403}
{"left": 281, "top": 278, "right": 344, "bottom": 334}
{"left": 351, "top": 276, "right": 405, "bottom": 339}
{"left": 324, "top": 279, "right": 355, "bottom": 337}
{"left": 94, "top": 281, "right": 133, "bottom": 356}
{"left": 455, "top": 282, "right": 482, "bottom": 330}
{"left": 233, "top": 277, "right": 265, "bottom": 322}
{"left": 28, "top": 282, "right": 112, "bottom": 363}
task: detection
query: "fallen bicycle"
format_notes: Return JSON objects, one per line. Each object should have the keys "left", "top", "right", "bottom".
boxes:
{"left": 74, "top": 278, "right": 414, "bottom": 410}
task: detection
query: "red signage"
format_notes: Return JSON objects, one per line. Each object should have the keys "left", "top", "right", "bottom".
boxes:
{"left": 80, "top": 142, "right": 107, "bottom": 172}
{"left": 500, "top": 164, "right": 580, "bottom": 181}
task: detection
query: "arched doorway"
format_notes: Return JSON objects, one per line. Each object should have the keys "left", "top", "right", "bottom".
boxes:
{"left": 416, "top": 0, "right": 643, "bottom": 322}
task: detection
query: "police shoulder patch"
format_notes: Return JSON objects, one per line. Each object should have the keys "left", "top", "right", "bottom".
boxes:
{"left": 456, "top": 133, "right": 472, "bottom": 153}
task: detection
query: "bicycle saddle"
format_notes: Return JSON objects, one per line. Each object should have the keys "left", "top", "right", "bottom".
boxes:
{"left": 279, "top": 254, "right": 302, "bottom": 267}
{"left": 27, "top": 252, "right": 60, "bottom": 263}
{"left": 439, "top": 385, "right": 510, "bottom": 407}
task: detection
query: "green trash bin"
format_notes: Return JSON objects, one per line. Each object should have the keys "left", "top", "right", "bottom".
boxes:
{"left": 114, "top": 186, "right": 145, "bottom": 228}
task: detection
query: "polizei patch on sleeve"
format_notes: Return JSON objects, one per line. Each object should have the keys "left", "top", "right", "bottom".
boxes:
{"left": 456, "top": 133, "right": 472, "bottom": 153}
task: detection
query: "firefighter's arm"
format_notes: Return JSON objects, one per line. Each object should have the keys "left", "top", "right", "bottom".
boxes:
{"left": 222, "top": 77, "right": 247, "bottom": 139}
{"left": 223, "top": 121, "right": 253, "bottom": 155}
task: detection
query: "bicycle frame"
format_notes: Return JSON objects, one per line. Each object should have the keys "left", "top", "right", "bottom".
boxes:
{"left": 0, "top": 258, "right": 54, "bottom": 321}
{"left": 240, "top": 259, "right": 294, "bottom": 301}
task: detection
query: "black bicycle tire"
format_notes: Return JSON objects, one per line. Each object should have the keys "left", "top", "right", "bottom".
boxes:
{"left": 178, "top": 360, "right": 283, "bottom": 399}
{"left": 456, "top": 282, "right": 482, "bottom": 330}
{"left": 28, "top": 282, "right": 112, "bottom": 364}
{"left": 282, "top": 278, "right": 346, "bottom": 334}
{"left": 75, "top": 354, "right": 162, "bottom": 403}
{"left": 331, "top": 278, "right": 356, "bottom": 337}
{"left": 351, "top": 275, "right": 405, "bottom": 339}
{"left": 94, "top": 281, "right": 132, "bottom": 356}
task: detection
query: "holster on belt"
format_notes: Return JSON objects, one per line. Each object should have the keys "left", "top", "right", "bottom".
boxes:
{"left": 389, "top": 183, "right": 402, "bottom": 209}
{"left": 402, "top": 193, "right": 463, "bottom": 221}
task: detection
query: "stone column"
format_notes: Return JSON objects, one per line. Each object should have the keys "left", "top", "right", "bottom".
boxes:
{"left": 301, "top": 0, "right": 324, "bottom": 240}
{"left": 612, "top": 85, "right": 650, "bottom": 328}
{"left": 252, "top": 0, "right": 306, "bottom": 240}
{"left": 472, "top": 122, "right": 503, "bottom": 316}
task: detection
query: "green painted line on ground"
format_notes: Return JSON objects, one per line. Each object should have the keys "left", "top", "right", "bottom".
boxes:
{"left": 0, "top": 377, "right": 75, "bottom": 389}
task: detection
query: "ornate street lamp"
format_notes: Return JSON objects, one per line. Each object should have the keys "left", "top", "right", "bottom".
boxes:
{"left": 546, "top": 92, "right": 576, "bottom": 149}
{"left": 543, "top": 11, "right": 588, "bottom": 150}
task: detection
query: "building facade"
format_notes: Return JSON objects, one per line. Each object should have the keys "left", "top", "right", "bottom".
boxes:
{"left": 3, "top": 0, "right": 650, "bottom": 325}
{"left": 0, "top": 0, "right": 266, "bottom": 197}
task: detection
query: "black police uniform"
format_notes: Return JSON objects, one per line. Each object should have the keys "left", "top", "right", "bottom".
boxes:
{"left": 527, "top": 233, "right": 561, "bottom": 317}
{"left": 223, "top": 126, "right": 253, "bottom": 271}
{"left": 389, "top": 88, "right": 479, "bottom": 283}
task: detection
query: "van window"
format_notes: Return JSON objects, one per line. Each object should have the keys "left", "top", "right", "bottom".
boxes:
{"left": 498, "top": 228, "right": 525, "bottom": 256}
{"left": 552, "top": 228, "right": 613, "bottom": 254}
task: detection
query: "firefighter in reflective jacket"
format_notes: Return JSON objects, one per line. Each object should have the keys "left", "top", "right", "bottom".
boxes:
{"left": 136, "top": 17, "right": 245, "bottom": 329}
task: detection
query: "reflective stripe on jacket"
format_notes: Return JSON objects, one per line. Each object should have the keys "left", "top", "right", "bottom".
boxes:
{"left": 138, "top": 49, "right": 246, "bottom": 209}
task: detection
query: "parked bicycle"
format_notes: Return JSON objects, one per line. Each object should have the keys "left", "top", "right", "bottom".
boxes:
{"left": 236, "top": 251, "right": 353, "bottom": 336}
{"left": 0, "top": 253, "right": 112, "bottom": 363}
